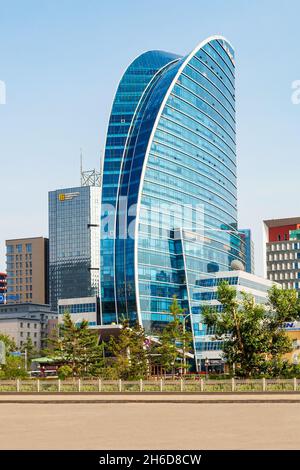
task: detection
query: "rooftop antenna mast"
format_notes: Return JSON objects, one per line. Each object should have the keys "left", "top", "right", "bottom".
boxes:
{"left": 80, "top": 148, "right": 83, "bottom": 186}
{"left": 80, "top": 147, "right": 101, "bottom": 187}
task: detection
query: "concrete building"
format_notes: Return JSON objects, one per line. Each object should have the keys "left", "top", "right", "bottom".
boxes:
{"left": 58, "top": 296, "right": 100, "bottom": 326}
{"left": 282, "top": 321, "right": 300, "bottom": 365}
{"left": 0, "top": 272, "right": 7, "bottom": 304}
{"left": 195, "top": 270, "right": 278, "bottom": 372}
{"left": 263, "top": 217, "right": 300, "bottom": 294}
{"left": 5, "top": 237, "right": 49, "bottom": 304}
{"left": 49, "top": 181, "right": 101, "bottom": 311}
{"left": 0, "top": 303, "right": 57, "bottom": 350}
{"left": 239, "top": 229, "right": 255, "bottom": 274}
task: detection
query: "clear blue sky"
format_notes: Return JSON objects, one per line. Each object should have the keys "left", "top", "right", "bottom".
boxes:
{"left": 0, "top": 0, "right": 300, "bottom": 275}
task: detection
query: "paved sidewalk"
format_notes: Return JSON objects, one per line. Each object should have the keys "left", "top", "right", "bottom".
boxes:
{"left": 0, "top": 392, "right": 300, "bottom": 403}
{"left": 1, "top": 401, "right": 300, "bottom": 449}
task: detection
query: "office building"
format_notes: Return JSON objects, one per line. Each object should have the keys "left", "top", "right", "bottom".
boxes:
{"left": 49, "top": 182, "right": 101, "bottom": 311}
{"left": 100, "top": 36, "right": 245, "bottom": 368}
{"left": 0, "top": 303, "right": 57, "bottom": 350}
{"left": 282, "top": 321, "right": 300, "bottom": 365}
{"left": 263, "top": 217, "right": 300, "bottom": 294}
{"left": 5, "top": 237, "right": 49, "bottom": 304}
{"left": 195, "top": 269, "right": 277, "bottom": 371}
{"left": 0, "top": 273, "right": 7, "bottom": 304}
{"left": 239, "top": 229, "right": 255, "bottom": 274}
{"left": 58, "top": 296, "right": 100, "bottom": 326}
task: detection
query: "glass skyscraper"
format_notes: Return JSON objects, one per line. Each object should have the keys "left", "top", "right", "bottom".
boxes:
{"left": 49, "top": 186, "right": 100, "bottom": 310}
{"left": 239, "top": 229, "right": 255, "bottom": 274}
{"left": 100, "top": 36, "right": 244, "bottom": 364}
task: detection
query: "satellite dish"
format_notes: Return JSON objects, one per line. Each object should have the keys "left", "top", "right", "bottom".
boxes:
{"left": 231, "top": 259, "right": 245, "bottom": 271}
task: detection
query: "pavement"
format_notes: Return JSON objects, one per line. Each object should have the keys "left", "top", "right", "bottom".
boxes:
{"left": 0, "top": 399, "right": 300, "bottom": 449}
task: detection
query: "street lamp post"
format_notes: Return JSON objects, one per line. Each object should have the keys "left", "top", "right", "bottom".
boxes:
{"left": 205, "top": 357, "right": 209, "bottom": 380}
{"left": 182, "top": 313, "right": 192, "bottom": 376}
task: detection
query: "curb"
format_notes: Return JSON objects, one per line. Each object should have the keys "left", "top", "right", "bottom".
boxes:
{"left": 1, "top": 398, "right": 300, "bottom": 404}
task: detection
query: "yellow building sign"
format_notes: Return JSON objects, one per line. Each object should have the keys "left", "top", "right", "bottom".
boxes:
{"left": 58, "top": 192, "right": 80, "bottom": 202}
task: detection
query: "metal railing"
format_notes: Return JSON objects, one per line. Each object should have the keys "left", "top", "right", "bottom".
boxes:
{"left": 0, "top": 378, "right": 299, "bottom": 393}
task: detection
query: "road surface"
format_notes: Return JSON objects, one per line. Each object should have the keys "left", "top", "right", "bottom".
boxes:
{"left": 0, "top": 399, "right": 299, "bottom": 449}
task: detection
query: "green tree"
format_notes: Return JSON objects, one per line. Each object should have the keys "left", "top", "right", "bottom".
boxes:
{"left": 57, "top": 365, "right": 73, "bottom": 380}
{"left": 0, "top": 333, "right": 17, "bottom": 353}
{"left": 0, "top": 333, "right": 28, "bottom": 379}
{"left": 20, "top": 337, "right": 38, "bottom": 370}
{"left": 152, "top": 296, "right": 193, "bottom": 377}
{"left": 48, "top": 313, "right": 105, "bottom": 377}
{"left": 107, "top": 320, "right": 149, "bottom": 380}
{"left": 202, "top": 282, "right": 298, "bottom": 377}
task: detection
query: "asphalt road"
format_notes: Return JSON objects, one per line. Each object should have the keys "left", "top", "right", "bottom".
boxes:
{"left": 0, "top": 401, "right": 299, "bottom": 449}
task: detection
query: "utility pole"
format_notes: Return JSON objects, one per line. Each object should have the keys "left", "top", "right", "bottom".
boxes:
{"left": 24, "top": 348, "right": 27, "bottom": 371}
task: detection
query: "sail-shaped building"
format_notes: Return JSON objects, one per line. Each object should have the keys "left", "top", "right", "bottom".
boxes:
{"left": 100, "top": 36, "right": 244, "bottom": 368}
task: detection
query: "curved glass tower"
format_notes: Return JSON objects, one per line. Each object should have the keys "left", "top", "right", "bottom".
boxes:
{"left": 100, "top": 36, "right": 244, "bottom": 364}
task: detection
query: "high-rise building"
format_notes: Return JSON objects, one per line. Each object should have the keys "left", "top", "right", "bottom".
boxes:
{"left": 49, "top": 185, "right": 101, "bottom": 310}
{"left": 263, "top": 217, "right": 300, "bottom": 294}
{"left": 5, "top": 237, "right": 49, "bottom": 304}
{"left": 239, "top": 229, "right": 255, "bottom": 274}
{"left": 100, "top": 36, "right": 245, "bottom": 368}
{"left": 0, "top": 273, "right": 7, "bottom": 304}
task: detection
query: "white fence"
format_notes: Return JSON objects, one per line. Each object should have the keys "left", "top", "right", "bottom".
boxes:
{"left": 0, "top": 378, "right": 299, "bottom": 393}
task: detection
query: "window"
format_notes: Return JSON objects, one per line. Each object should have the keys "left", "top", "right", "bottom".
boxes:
{"left": 27, "top": 332, "right": 30, "bottom": 338}
{"left": 26, "top": 243, "right": 32, "bottom": 253}
{"left": 27, "top": 323, "right": 30, "bottom": 328}
{"left": 6, "top": 245, "right": 14, "bottom": 254}
{"left": 34, "top": 332, "right": 37, "bottom": 338}
{"left": 34, "top": 323, "right": 37, "bottom": 329}
{"left": 20, "top": 332, "right": 23, "bottom": 337}
{"left": 278, "top": 235, "right": 281, "bottom": 241}
{"left": 20, "top": 322, "right": 23, "bottom": 328}
{"left": 16, "top": 244, "right": 22, "bottom": 253}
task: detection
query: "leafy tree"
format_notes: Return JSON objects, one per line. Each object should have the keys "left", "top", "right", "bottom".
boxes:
{"left": 20, "top": 337, "right": 38, "bottom": 370}
{"left": 202, "top": 282, "right": 298, "bottom": 377}
{"left": 0, "top": 333, "right": 17, "bottom": 353}
{"left": 107, "top": 320, "right": 149, "bottom": 380}
{"left": 0, "top": 333, "right": 28, "bottom": 379}
{"left": 0, "top": 356, "right": 28, "bottom": 379}
{"left": 151, "top": 296, "right": 193, "bottom": 377}
{"left": 57, "top": 365, "right": 73, "bottom": 380}
{"left": 48, "top": 313, "right": 105, "bottom": 377}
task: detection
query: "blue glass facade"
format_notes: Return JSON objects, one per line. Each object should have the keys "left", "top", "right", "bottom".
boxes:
{"left": 100, "top": 37, "right": 245, "bottom": 364}
{"left": 239, "top": 229, "right": 255, "bottom": 274}
{"left": 101, "top": 51, "right": 180, "bottom": 324}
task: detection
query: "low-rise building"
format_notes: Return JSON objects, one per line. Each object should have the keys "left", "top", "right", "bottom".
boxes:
{"left": 195, "top": 270, "right": 278, "bottom": 372}
{"left": 0, "top": 303, "right": 57, "bottom": 350}
{"left": 282, "top": 321, "right": 300, "bottom": 365}
{"left": 58, "top": 296, "right": 99, "bottom": 326}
